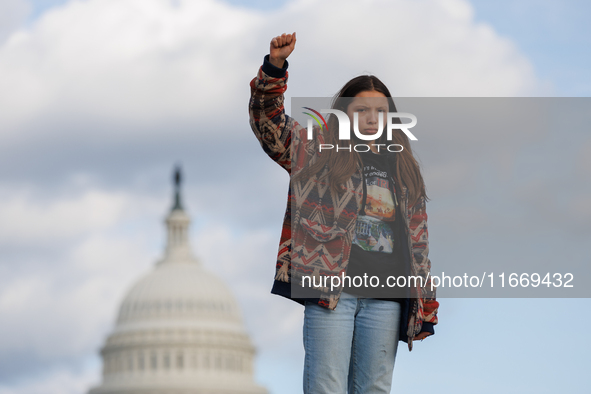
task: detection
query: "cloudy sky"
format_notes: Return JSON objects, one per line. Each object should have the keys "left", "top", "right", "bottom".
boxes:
{"left": 0, "top": 0, "right": 590, "bottom": 393}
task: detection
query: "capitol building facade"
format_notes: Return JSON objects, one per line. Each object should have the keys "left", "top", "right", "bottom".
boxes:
{"left": 88, "top": 168, "right": 268, "bottom": 394}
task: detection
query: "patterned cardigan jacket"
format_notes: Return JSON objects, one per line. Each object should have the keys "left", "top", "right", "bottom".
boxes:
{"left": 248, "top": 56, "right": 439, "bottom": 351}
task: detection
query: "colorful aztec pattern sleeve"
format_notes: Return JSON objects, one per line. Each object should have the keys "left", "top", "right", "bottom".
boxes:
{"left": 248, "top": 56, "right": 298, "bottom": 173}
{"left": 410, "top": 196, "right": 439, "bottom": 327}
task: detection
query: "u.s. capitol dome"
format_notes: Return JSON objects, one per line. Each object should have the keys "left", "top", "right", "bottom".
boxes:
{"left": 88, "top": 167, "right": 267, "bottom": 394}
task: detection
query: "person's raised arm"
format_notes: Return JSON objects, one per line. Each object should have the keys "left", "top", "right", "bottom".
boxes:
{"left": 248, "top": 33, "right": 298, "bottom": 173}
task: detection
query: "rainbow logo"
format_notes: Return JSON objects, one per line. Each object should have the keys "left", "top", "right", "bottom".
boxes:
{"left": 302, "top": 107, "right": 329, "bottom": 131}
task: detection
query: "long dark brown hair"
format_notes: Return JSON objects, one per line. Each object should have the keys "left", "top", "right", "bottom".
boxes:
{"left": 295, "top": 75, "right": 428, "bottom": 206}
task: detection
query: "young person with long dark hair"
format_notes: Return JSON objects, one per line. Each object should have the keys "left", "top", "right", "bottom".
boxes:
{"left": 249, "top": 32, "right": 439, "bottom": 394}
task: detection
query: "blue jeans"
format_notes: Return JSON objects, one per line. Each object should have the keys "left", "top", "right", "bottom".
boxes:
{"left": 303, "top": 291, "right": 402, "bottom": 394}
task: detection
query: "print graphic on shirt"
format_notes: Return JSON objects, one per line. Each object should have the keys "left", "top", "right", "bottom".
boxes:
{"left": 353, "top": 215, "right": 395, "bottom": 253}
{"left": 365, "top": 170, "right": 395, "bottom": 220}
{"left": 352, "top": 163, "right": 397, "bottom": 254}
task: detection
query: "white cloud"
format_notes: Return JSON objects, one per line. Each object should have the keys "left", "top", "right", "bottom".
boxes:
{"left": 0, "top": 0, "right": 263, "bottom": 137}
{"left": 0, "top": 182, "right": 167, "bottom": 244}
{"left": 0, "top": 0, "right": 542, "bottom": 143}
{"left": 275, "top": 0, "right": 541, "bottom": 97}
{"left": 0, "top": 0, "right": 30, "bottom": 45}
{"left": 0, "top": 184, "right": 166, "bottom": 368}
{"left": 0, "top": 188, "right": 125, "bottom": 243}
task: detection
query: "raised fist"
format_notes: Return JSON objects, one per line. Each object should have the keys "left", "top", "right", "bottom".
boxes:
{"left": 269, "top": 32, "right": 296, "bottom": 69}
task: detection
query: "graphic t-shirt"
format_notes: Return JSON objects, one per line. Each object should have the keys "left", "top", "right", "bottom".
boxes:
{"left": 342, "top": 150, "right": 409, "bottom": 300}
